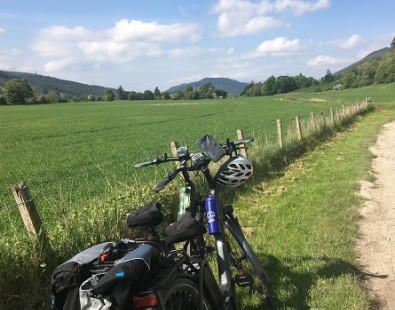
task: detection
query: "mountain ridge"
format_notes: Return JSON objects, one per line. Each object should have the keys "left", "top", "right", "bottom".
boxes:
{"left": 0, "top": 46, "right": 390, "bottom": 98}
{"left": 165, "top": 77, "right": 249, "bottom": 95}
{"left": 334, "top": 47, "right": 390, "bottom": 76}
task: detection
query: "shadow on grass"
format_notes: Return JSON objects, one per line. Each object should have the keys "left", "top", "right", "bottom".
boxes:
{"left": 258, "top": 253, "right": 385, "bottom": 310}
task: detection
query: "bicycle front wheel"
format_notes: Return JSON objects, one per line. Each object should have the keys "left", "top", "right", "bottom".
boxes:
{"left": 225, "top": 217, "right": 273, "bottom": 309}
{"left": 160, "top": 277, "right": 210, "bottom": 310}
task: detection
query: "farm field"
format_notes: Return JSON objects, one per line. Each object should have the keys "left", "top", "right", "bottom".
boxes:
{"left": 0, "top": 92, "right": 364, "bottom": 227}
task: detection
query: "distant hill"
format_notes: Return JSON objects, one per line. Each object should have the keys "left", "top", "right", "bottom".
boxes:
{"left": 334, "top": 47, "right": 390, "bottom": 77}
{"left": 0, "top": 70, "right": 109, "bottom": 97}
{"left": 166, "top": 77, "right": 249, "bottom": 95}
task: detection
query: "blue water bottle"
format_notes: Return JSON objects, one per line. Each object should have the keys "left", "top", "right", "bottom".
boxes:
{"left": 205, "top": 195, "right": 221, "bottom": 235}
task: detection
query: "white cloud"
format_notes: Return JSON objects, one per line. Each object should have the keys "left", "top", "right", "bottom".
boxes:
{"left": 32, "top": 25, "right": 92, "bottom": 57}
{"left": 167, "top": 47, "right": 221, "bottom": 58}
{"left": 212, "top": 0, "right": 330, "bottom": 37}
{"left": 245, "top": 37, "right": 302, "bottom": 58}
{"left": 339, "top": 34, "right": 362, "bottom": 49}
{"left": 0, "top": 27, "right": 5, "bottom": 34}
{"left": 307, "top": 55, "right": 337, "bottom": 66}
{"left": 43, "top": 58, "right": 77, "bottom": 72}
{"left": 274, "top": 0, "right": 330, "bottom": 16}
{"left": 257, "top": 37, "right": 301, "bottom": 54}
{"left": 109, "top": 19, "right": 201, "bottom": 43}
{"left": 30, "top": 19, "right": 202, "bottom": 74}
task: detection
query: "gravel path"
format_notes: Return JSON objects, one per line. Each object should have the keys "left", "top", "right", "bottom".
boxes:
{"left": 358, "top": 120, "right": 395, "bottom": 309}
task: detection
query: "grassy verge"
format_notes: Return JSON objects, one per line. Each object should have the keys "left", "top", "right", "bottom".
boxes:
{"left": 235, "top": 109, "right": 395, "bottom": 309}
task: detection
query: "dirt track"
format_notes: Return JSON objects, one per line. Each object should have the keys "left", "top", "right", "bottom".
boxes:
{"left": 358, "top": 121, "right": 395, "bottom": 309}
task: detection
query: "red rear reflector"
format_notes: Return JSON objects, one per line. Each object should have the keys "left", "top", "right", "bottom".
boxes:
{"left": 133, "top": 293, "right": 159, "bottom": 308}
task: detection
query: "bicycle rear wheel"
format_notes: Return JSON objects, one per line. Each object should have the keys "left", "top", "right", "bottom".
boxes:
{"left": 225, "top": 217, "right": 273, "bottom": 309}
{"left": 160, "top": 277, "right": 210, "bottom": 310}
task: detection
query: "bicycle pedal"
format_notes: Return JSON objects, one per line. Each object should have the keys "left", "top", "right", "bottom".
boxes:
{"left": 235, "top": 273, "right": 253, "bottom": 287}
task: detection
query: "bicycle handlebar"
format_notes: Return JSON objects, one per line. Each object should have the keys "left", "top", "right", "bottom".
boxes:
{"left": 134, "top": 135, "right": 254, "bottom": 192}
{"left": 134, "top": 155, "right": 179, "bottom": 169}
{"left": 233, "top": 136, "right": 254, "bottom": 147}
{"left": 154, "top": 169, "right": 179, "bottom": 193}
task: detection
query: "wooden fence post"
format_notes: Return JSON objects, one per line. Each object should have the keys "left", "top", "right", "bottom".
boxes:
{"left": 276, "top": 119, "right": 283, "bottom": 148}
{"left": 330, "top": 108, "right": 334, "bottom": 123}
{"left": 310, "top": 112, "right": 315, "bottom": 131}
{"left": 170, "top": 141, "right": 178, "bottom": 157}
{"left": 236, "top": 129, "right": 248, "bottom": 157}
{"left": 295, "top": 116, "right": 302, "bottom": 140}
{"left": 12, "top": 182, "right": 50, "bottom": 248}
{"left": 320, "top": 112, "right": 325, "bottom": 126}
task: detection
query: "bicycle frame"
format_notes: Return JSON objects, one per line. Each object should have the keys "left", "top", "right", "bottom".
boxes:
{"left": 177, "top": 160, "right": 239, "bottom": 307}
{"left": 133, "top": 134, "right": 260, "bottom": 309}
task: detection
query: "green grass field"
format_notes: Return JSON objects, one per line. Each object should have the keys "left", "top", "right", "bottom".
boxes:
{"left": 1, "top": 83, "right": 394, "bottom": 309}
{"left": 0, "top": 94, "right": 364, "bottom": 226}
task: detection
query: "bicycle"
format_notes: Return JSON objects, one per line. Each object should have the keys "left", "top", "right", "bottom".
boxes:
{"left": 50, "top": 134, "right": 272, "bottom": 310}
{"left": 131, "top": 134, "right": 273, "bottom": 309}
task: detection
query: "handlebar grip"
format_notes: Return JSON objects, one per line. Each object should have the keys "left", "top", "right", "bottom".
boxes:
{"left": 154, "top": 169, "right": 179, "bottom": 193}
{"left": 154, "top": 175, "right": 173, "bottom": 193}
{"left": 134, "top": 161, "right": 154, "bottom": 169}
{"left": 234, "top": 136, "right": 254, "bottom": 146}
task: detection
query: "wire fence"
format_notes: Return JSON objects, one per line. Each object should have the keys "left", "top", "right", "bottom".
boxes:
{"left": 0, "top": 99, "right": 373, "bottom": 238}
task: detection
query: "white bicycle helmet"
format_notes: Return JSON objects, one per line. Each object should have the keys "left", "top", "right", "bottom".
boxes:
{"left": 214, "top": 155, "right": 253, "bottom": 188}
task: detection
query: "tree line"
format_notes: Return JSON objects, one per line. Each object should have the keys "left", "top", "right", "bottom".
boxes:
{"left": 242, "top": 37, "right": 395, "bottom": 97}
{"left": 0, "top": 79, "right": 227, "bottom": 105}
{"left": 339, "top": 38, "right": 395, "bottom": 88}
{"left": 104, "top": 82, "right": 227, "bottom": 102}
{"left": 241, "top": 74, "right": 319, "bottom": 96}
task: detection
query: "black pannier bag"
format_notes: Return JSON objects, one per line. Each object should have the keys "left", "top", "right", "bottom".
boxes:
{"left": 51, "top": 242, "right": 115, "bottom": 310}
{"left": 85, "top": 244, "right": 154, "bottom": 309}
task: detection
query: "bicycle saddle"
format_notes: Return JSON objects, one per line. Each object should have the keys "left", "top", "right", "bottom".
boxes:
{"left": 127, "top": 201, "right": 164, "bottom": 228}
{"left": 165, "top": 212, "right": 207, "bottom": 244}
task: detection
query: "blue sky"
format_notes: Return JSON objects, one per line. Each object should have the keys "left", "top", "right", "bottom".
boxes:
{"left": 0, "top": 0, "right": 394, "bottom": 92}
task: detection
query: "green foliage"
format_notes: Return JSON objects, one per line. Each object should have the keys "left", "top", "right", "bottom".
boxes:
{"left": 4, "top": 78, "right": 34, "bottom": 104}
{"left": 323, "top": 69, "right": 335, "bottom": 82}
{"left": 153, "top": 86, "right": 162, "bottom": 100}
{"left": 338, "top": 38, "right": 395, "bottom": 88}
{"left": 242, "top": 74, "right": 318, "bottom": 97}
{"left": 104, "top": 88, "right": 115, "bottom": 101}
{"left": 375, "top": 52, "right": 395, "bottom": 84}
{"left": 116, "top": 85, "right": 127, "bottom": 100}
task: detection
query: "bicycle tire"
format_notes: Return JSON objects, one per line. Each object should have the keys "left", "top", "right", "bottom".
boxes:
{"left": 160, "top": 277, "right": 210, "bottom": 310}
{"left": 225, "top": 217, "right": 273, "bottom": 309}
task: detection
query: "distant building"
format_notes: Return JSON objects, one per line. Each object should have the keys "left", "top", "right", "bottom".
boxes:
{"left": 333, "top": 83, "right": 342, "bottom": 90}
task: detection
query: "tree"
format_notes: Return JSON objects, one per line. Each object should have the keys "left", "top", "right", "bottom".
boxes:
{"left": 183, "top": 85, "right": 194, "bottom": 99}
{"left": 262, "top": 76, "right": 276, "bottom": 95}
{"left": 117, "top": 86, "right": 127, "bottom": 100}
{"left": 4, "top": 78, "right": 34, "bottom": 104}
{"left": 358, "top": 60, "right": 378, "bottom": 87}
{"left": 104, "top": 88, "right": 115, "bottom": 101}
{"left": 214, "top": 89, "right": 227, "bottom": 98}
{"left": 275, "top": 76, "right": 297, "bottom": 94}
{"left": 390, "top": 36, "right": 395, "bottom": 51}
{"left": 199, "top": 82, "right": 215, "bottom": 99}
{"left": 153, "top": 87, "right": 162, "bottom": 100}
{"left": 323, "top": 69, "right": 334, "bottom": 83}
{"left": 341, "top": 68, "right": 359, "bottom": 88}
{"left": 143, "top": 90, "right": 154, "bottom": 100}
{"left": 375, "top": 52, "right": 395, "bottom": 84}
{"left": 162, "top": 91, "right": 171, "bottom": 100}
